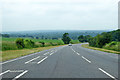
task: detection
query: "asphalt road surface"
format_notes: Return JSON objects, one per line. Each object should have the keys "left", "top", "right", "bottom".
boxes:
{"left": 0, "top": 43, "right": 118, "bottom": 80}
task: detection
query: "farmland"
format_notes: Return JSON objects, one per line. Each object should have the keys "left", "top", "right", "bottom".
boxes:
{"left": 2, "top": 37, "right": 79, "bottom": 51}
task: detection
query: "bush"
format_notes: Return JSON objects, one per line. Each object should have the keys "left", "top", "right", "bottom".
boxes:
{"left": 15, "top": 38, "right": 24, "bottom": 49}
{"left": 24, "top": 39, "right": 35, "bottom": 48}
{"left": 103, "top": 41, "right": 120, "bottom": 51}
{"left": 39, "top": 41, "right": 45, "bottom": 47}
{"left": 108, "top": 41, "right": 117, "bottom": 46}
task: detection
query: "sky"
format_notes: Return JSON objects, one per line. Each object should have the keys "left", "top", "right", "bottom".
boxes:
{"left": 1, "top": 0, "right": 119, "bottom": 32}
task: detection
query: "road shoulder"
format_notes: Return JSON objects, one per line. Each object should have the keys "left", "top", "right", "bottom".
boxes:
{"left": 81, "top": 44, "right": 120, "bottom": 54}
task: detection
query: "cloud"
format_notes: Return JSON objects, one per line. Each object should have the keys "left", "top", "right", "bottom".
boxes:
{"left": 2, "top": 0, "right": 119, "bottom": 31}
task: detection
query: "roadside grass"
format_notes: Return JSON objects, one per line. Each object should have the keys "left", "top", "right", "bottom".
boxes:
{"left": 82, "top": 44, "right": 120, "bottom": 54}
{"left": 1, "top": 45, "right": 64, "bottom": 61}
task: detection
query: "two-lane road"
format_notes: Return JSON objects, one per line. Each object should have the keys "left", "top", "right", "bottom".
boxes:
{"left": 0, "top": 44, "right": 118, "bottom": 80}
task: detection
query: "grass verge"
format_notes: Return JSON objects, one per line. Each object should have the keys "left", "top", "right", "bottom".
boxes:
{"left": 81, "top": 44, "right": 120, "bottom": 54}
{"left": 1, "top": 45, "right": 64, "bottom": 61}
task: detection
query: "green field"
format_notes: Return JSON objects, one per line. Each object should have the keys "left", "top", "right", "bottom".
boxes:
{"left": 2, "top": 37, "right": 79, "bottom": 51}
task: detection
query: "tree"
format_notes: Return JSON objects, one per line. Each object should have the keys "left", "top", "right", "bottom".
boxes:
{"left": 62, "top": 33, "right": 71, "bottom": 44}
{"left": 85, "top": 35, "right": 91, "bottom": 42}
{"left": 89, "top": 37, "right": 97, "bottom": 47}
{"left": 15, "top": 38, "right": 24, "bottom": 49}
{"left": 89, "top": 33, "right": 111, "bottom": 48}
{"left": 78, "top": 35, "right": 84, "bottom": 42}
{"left": 78, "top": 35, "right": 91, "bottom": 42}
{"left": 112, "top": 31, "right": 120, "bottom": 41}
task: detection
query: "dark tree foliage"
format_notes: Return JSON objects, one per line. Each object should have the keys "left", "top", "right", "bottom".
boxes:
{"left": 2, "top": 34, "right": 10, "bottom": 38}
{"left": 78, "top": 35, "right": 91, "bottom": 42}
{"left": 78, "top": 35, "right": 84, "bottom": 42}
{"left": 89, "top": 37, "right": 97, "bottom": 47}
{"left": 111, "top": 29, "right": 120, "bottom": 41}
{"left": 62, "top": 33, "right": 71, "bottom": 44}
{"left": 36, "top": 37, "right": 39, "bottom": 39}
{"left": 89, "top": 29, "right": 120, "bottom": 48}
{"left": 15, "top": 38, "right": 24, "bottom": 49}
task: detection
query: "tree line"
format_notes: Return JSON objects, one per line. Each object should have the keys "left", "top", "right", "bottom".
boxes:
{"left": 77, "top": 29, "right": 120, "bottom": 48}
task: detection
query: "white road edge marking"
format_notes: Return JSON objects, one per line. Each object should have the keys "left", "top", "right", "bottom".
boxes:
{"left": 37, "top": 56, "right": 48, "bottom": 64}
{"left": 82, "top": 56, "right": 91, "bottom": 63}
{"left": 0, "top": 70, "right": 10, "bottom": 76}
{"left": 25, "top": 56, "right": 40, "bottom": 64}
{"left": 98, "top": 68, "right": 116, "bottom": 80}
{"left": 12, "top": 70, "right": 28, "bottom": 80}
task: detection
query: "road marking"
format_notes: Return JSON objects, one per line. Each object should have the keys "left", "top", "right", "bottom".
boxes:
{"left": 25, "top": 56, "right": 40, "bottom": 64}
{"left": 71, "top": 47, "right": 80, "bottom": 55}
{"left": 50, "top": 53, "right": 54, "bottom": 55}
{"left": 9, "top": 70, "right": 24, "bottom": 73}
{"left": 12, "top": 70, "right": 28, "bottom": 80}
{"left": 0, "top": 70, "right": 10, "bottom": 76}
{"left": 44, "top": 52, "right": 49, "bottom": 55}
{"left": 1, "top": 52, "right": 41, "bottom": 64}
{"left": 82, "top": 56, "right": 91, "bottom": 63}
{"left": 76, "top": 52, "right": 80, "bottom": 55}
{"left": 37, "top": 57, "right": 48, "bottom": 64}
{"left": 98, "top": 68, "right": 116, "bottom": 80}
{"left": 1, "top": 46, "right": 65, "bottom": 64}
{"left": 51, "top": 50, "right": 54, "bottom": 52}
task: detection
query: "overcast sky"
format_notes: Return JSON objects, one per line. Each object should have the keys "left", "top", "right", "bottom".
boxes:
{"left": 1, "top": 0, "right": 119, "bottom": 32}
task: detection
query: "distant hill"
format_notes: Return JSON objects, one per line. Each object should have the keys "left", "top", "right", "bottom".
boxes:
{"left": 1, "top": 30, "right": 110, "bottom": 40}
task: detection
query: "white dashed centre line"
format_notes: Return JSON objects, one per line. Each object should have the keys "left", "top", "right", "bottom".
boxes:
{"left": 76, "top": 52, "right": 80, "bottom": 55}
{"left": 0, "top": 70, "right": 10, "bottom": 76}
{"left": 25, "top": 56, "right": 40, "bottom": 64}
{"left": 50, "top": 53, "right": 54, "bottom": 55}
{"left": 37, "top": 56, "right": 48, "bottom": 64}
{"left": 44, "top": 52, "right": 49, "bottom": 55}
{"left": 12, "top": 70, "right": 28, "bottom": 80}
{"left": 98, "top": 68, "right": 116, "bottom": 80}
{"left": 82, "top": 56, "right": 91, "bottom": 63}
{"left": 71, "top": 47, "right": 80, "bottom": 55}
{"left": 9, "top": 70, "right": 24, "bottom": 73}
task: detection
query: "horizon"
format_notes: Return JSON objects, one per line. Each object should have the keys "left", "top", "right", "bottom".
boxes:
{"left": 1, "top": 29, "right": 115, "bottom": 33}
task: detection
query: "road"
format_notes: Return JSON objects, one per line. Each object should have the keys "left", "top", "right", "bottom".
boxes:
{"left": 0, "top": 43, "right": 118, "bottom": 80}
